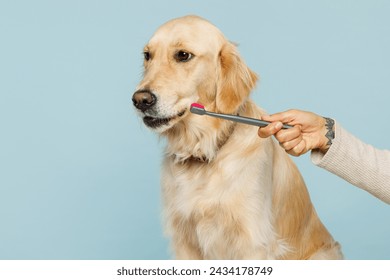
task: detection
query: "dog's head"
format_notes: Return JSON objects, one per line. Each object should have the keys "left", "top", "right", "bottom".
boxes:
{"left": 132, "top": 15, "right": 258, "bottom": 133}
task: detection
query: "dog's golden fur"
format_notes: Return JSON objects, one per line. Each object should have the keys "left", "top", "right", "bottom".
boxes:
{"left": 134, "top": 15, "right": 342, "bottom": 259}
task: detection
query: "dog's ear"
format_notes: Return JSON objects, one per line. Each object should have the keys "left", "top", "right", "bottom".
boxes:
{"left": 216, "top": 42, "right": 258, "bottom": 113}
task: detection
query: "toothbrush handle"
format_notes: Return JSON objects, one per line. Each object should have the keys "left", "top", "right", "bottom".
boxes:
{"left": 206, "top": 112, "right": 292, "bottom": 129}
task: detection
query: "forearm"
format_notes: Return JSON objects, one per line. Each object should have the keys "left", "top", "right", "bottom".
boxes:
{"left": 311, "top": 122, "right": 390, "bottom": 204}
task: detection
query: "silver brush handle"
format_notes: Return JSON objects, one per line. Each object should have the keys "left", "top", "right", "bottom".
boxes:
{"left": 205, "top": 111, "right": 292, "bottom": 129}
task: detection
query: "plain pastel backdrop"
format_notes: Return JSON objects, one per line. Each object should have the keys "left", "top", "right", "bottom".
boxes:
{"left": 0, "top": 0, "right": 389, "bottom": 260}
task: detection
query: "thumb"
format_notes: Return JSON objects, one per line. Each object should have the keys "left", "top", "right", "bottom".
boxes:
{"left": 261, "top": 110, "right": 295, "bottom": 123}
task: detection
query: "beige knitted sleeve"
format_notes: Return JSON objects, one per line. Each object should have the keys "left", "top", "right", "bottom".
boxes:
{"left": 311, "top": 122, "right": 390, "bottom": 204}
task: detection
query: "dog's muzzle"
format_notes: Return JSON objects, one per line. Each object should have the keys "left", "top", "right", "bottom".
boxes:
{"left": 132, "top": 89, "right": 187, "bottom": 129}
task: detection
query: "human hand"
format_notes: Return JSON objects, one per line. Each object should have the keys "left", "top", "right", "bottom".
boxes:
{"left": 257, "top": 109, "right": 334, "bottom": 156}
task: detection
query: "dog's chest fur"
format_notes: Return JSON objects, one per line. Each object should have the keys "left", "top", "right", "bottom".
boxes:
{"left": 161, "top": 123, "right": 286, "bottom": 259}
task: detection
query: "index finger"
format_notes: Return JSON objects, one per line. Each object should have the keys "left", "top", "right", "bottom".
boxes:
{"left": 258, "top": 121, "right": 283, "bottom": 138}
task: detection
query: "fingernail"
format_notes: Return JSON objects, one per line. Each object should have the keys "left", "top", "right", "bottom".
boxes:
{"left": 275, "top": 122, "right": 283, "bottom": 130}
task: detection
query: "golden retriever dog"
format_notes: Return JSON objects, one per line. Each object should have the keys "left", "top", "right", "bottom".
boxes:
{"left": 132, "top": 15, "right": 342, "bottom": 259}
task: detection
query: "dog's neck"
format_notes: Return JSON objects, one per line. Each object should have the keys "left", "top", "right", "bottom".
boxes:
{"left": 174, "top": 121, "right": 236, "bottom": 164}
{"left": 163, "top": 112, "right": 238, "bottom": 164}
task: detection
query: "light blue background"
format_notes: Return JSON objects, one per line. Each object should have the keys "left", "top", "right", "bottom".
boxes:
{"left": 0, "top": 0, "right": 389, "bottom": 260}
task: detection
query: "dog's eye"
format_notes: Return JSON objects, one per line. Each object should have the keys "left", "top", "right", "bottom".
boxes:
{"left": 144, "top": 51, "right": 151, "bottom": 61}
{"left": 175, "top": 51, "right": 193, "bottom": 62}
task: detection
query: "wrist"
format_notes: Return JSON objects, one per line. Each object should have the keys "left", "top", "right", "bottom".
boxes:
{"left": 319, "top": 117, "right": 335, "bottom": 153}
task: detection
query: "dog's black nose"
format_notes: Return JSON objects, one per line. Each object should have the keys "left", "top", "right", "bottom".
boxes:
{"left": 132, "top": 90, "right": 157, "bottom": 111}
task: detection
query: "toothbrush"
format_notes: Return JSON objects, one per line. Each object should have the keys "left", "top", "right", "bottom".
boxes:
{"left": 190, "top": 103, "right": 293, "bottom": 129}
